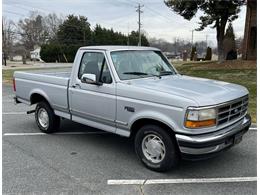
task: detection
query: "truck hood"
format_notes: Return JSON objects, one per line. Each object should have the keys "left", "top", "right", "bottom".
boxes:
{"left": 128, "top": 75, "right": 248, "bottom": 106}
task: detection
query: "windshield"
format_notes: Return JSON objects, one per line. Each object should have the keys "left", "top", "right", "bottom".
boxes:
{"left": 110, "top": 50, "right": 176, "bottom": 80}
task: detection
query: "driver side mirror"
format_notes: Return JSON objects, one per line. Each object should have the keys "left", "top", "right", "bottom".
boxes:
{"left": 81, "top": 74, "right": 102, "bottom": 86}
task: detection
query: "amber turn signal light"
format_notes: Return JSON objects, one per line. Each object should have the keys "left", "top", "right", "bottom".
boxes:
{"left": 185, "top": 119, "right": 216, "bottom": 128}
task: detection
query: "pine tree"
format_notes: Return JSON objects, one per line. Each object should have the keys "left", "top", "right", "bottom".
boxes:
{"left": 224, "top": 23, "right": 237, "bottom": 60}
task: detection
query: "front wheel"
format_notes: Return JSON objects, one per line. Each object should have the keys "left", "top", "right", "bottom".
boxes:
{"left": 35, "top": 101, "right": 60, "bottom": 133}
{"left": 135, "top": 125, "right": 179, "bottom": 172}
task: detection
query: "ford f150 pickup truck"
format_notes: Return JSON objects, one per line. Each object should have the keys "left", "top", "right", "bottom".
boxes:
{"left": 13, "top": 46, "right": 251, "bottom": 172}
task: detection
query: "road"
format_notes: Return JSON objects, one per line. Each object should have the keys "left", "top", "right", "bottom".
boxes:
{"left": 3, "top": 84, "right": 257, "bottom": 195}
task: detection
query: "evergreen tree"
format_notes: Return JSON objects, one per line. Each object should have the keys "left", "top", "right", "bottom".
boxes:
{"left": 128, "top": 31, "right": 149, "bottom": 46}
{"left": 41, "top": 15, "right": 150, "bottom": 62}
{"left": 56, "top": 15, "right": 92, "bottom": 45}
{"left": 224, "top": 23, "right": 237, "bottom": 60}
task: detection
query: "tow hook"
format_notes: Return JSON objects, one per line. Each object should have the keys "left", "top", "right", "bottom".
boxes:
{"left": 27, "top": 110, "right": 35, "bottom": 114}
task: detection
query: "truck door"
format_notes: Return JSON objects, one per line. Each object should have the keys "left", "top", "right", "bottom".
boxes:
{"left": 69, "top": 51, "right": 116, "bottom": 133}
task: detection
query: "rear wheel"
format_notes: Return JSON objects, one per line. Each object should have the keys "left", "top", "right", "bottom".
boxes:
{"left": 35, "top": 101, "right": 60, "bottom": 133}
{"left": 134, "top": 124, "right": 179, "bottom": 172}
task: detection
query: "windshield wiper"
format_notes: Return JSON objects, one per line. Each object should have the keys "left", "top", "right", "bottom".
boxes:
{"left": 123, "top": 72, "right": 161, "bottom": 79}
{"left": 159, "top": 71, "right": 174, "bottom": 76}
{"left": 123, "top": 72, "right": 148, "bottom": 75}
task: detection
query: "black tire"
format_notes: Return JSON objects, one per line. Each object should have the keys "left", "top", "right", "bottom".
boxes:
{"left": 35, "top": 101, "right": 60, "bottom": 133}
{"left": 135, "top": 124, "right": 179, "bottom": 172}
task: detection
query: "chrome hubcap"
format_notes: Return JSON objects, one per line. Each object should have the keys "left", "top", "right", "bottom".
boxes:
{"left": 38, "top": 108, "right": 49, "bottom": 129}
{"left": 142, "top": 134, "right": 166, "bottom": 163}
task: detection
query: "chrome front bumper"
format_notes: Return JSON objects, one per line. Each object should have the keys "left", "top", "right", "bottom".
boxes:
{"left": 176, "top": 114, "right": 251, "bottom": 160}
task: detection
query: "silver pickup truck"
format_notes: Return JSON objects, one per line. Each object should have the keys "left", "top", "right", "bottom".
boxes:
{"left": 14, "top": 46, "right": 251, "bottom": 171}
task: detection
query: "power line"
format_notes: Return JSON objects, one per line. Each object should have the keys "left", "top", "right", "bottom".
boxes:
{"left": 145, "top": 5, "right": 182, "bottom": 24}
{"left": 121, "top": 0, "right": 181, "bottom": 24}
{"left": 114, "top": 0, "right": 135, "bottom": 7}
{"left": 3, "top": 10, "right": 26, "bottom": 17}
{"left": 11, "top": 4, "right": 35, "bottom": 12}
{"left": 9, "top": 3, "right": 52, "bottom": 13}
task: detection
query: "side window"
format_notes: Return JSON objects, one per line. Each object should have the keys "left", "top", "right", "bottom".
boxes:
{"left": 78, "top": 52, "right": 112, "bottom": 84}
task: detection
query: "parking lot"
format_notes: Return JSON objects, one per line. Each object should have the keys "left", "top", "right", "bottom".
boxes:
{"left": 3, "top": 84, "right": 257, "bottom": 194}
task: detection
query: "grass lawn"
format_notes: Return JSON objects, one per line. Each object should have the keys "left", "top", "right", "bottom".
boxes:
{"left": 175, "top": 60, "right": 256, "bottom": 123}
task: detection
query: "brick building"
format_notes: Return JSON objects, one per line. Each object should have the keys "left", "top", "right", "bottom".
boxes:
{"left": 243, "top": 0, "right": 257, "bottom": 60}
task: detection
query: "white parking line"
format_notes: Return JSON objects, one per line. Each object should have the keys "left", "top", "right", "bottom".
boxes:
{"left": 107, "top": 177, "right": 257, "bottom": 185}
{"left": 108, "top": 180, "right": 145, "bottom": 185}
{"left": 3, "top": 112, "right": 26, "bottom": 115}
{"left": 2, "top": 100, "right": 14, "bottom": 103}
{"left": 3, "top": 131, "right": 108, "bottom": 136}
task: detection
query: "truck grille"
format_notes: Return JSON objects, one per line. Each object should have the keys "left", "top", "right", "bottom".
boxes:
{"left": 217, "top": 96, "right": 248, "bottom": 126}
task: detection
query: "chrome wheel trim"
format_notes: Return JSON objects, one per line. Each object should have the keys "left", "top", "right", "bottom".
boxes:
{"left": 38, "top": 108, "right": 49, "bottom": 129}
{"left": 141, "top": 134, "right": 166, "bottom": 163}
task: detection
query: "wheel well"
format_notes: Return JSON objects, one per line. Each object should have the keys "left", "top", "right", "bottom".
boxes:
{"left": 130, "top": 118, "right": 175, "bottom": 139}
{"left": 30, "top": 93, "right": 49, "bottom": 105}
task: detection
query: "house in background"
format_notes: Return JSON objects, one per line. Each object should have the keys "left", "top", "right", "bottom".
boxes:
{"left": 30, "top": 47, "right": 44, "bottom": 62}
{"left": 243, "top": 0, "right": 256, "bottom": 60}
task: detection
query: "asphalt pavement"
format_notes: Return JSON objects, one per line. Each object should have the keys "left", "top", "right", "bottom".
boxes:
{"left": 2, "top": 84, "right": 257, "bottom": 195}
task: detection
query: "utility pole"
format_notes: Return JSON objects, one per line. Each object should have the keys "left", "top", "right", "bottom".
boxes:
{"left": 174, "top": 37, "right": 177, "bottom": 55}
{"left": 127, "top": 23, "right": 130, "bottom": 46}
{"left": 206, "top": 34, "right": 208, "bottom": 47}
{"left": 2, "top": 19, "right": 7, "bottom": 66}
{"left": 191, "top": 30, "right": 194, "bottom": 46}
{"left": 136, "top": 3, "right": 144, "bottom": 46}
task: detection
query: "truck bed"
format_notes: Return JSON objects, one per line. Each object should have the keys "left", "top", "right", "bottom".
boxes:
{"left": 14, "top": 69, "right": 72, "bottom": 116}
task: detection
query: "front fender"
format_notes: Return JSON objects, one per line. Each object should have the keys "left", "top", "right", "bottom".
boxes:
{"left": 129, "top": 110, "right": 179, "bottom": 133}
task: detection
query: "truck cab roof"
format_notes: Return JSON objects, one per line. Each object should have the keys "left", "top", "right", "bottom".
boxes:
{"left": 79, "top": 45, "right": 160, "bottom": 52}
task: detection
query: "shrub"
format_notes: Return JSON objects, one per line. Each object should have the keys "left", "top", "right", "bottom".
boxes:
{"left": 40, "top": 43, "right": 80, "bottom": 63}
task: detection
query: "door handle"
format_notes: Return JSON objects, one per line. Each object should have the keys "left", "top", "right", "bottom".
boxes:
{"left": 72, "top": 84, "right": 81, "bottom": 89}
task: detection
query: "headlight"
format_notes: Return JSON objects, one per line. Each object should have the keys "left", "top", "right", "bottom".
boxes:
{"left": 185, "top": 108, "right": 216, "bottom": 128}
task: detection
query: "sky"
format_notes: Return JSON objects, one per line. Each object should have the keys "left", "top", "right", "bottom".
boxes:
{"left": 3, "top": 0, "right": 246, "bottom": 47}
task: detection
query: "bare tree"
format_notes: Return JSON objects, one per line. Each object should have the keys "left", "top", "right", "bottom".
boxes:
{"left": 2, "top": 17, "right": 16, "bottom": 60}
{"left": 43, "top": 13, "right": 64, "bottom": 39}
{"left": 18, "top": 11, "right": 48, "bottom": 53}
{"left": 149, "top": 37, "right": 192, "bottom": 54}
